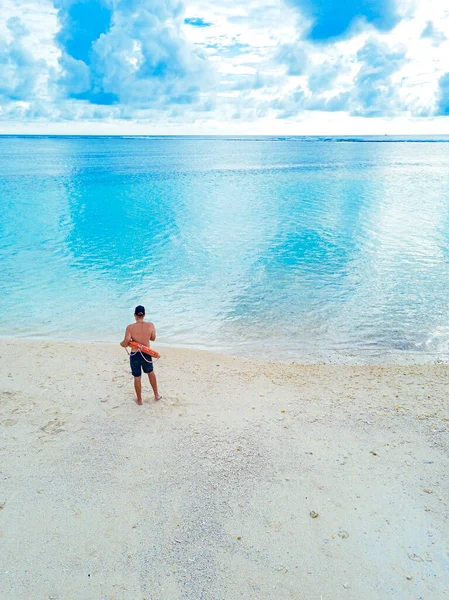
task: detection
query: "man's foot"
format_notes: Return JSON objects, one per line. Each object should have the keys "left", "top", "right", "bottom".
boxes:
{"left": 136, "top": 397, "right": 143, "bottom": 405}
{"left": 154, "top": 394, "right": 162, "bottom": 401}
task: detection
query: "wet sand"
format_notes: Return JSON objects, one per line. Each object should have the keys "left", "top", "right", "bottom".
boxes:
{"left": 1, "top": 338, "right": 448, "bottom": 599}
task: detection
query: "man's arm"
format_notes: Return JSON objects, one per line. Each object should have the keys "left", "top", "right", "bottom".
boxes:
{"left": 120, "top": 325, "right": 132, "bottom": 348}
{"left": 150, "top": 323, "right": 156, "bottom": 341}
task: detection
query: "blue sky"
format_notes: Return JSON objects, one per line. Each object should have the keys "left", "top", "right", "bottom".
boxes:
{"left": 1, "top": 0, "right": 449, "bottom": 133}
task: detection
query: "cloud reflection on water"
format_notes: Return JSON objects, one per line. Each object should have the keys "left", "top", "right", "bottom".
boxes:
{"left": 1, "top": 137, "right": 449, "bottom": 362}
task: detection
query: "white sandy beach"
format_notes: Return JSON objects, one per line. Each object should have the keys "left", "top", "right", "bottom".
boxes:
{"left": 1, "top": 337, "right": 448, "bottom": 599}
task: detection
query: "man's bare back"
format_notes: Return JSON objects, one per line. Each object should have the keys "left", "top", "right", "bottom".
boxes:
{"left": 125, "top": 320, "right": 156, "bottom": 347}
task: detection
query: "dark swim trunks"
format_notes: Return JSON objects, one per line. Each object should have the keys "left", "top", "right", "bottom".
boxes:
{"left": 130, "top": 351, "right": 153, "bottom": 377}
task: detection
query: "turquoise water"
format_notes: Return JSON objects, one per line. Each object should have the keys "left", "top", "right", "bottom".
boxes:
{"left": 1, "top": 136, "right": 449, "bottom": 362}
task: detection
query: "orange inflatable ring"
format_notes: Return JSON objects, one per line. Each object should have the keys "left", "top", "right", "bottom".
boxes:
{"left": 128, "top": 341, "right": 160, "bottom": 359}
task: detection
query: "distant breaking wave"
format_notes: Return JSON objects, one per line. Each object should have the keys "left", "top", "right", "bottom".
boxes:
{"left": 2, "top": 135, "right": 449, "bottom": 143}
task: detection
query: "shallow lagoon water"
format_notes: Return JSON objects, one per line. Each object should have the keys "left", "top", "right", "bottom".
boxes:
{"left": 1, "top": 136, "right": 449, "bottom": 362}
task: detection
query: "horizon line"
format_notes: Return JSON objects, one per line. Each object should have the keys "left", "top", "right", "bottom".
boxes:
{"left": 2, "top": 133, "right": 449, "bottom": 139}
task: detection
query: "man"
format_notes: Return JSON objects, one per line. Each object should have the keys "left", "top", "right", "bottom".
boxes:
{"left": 120, "top": 305, "right": 161, "bottom": 405}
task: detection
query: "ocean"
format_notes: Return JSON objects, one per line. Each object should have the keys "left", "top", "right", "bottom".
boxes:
{"left": 1, "top": 135, "right": 449, "bottom": 362}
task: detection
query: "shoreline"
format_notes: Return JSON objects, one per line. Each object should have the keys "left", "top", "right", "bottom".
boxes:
{"left": 0, "top": 334, "right": 447, "bottom": 366}
{"left": 1, "top": 337, "right": 448, "bottom": 599}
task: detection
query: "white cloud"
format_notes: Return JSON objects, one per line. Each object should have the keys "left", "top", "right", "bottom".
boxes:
{"left": 0, "top": 0, "right": 449, "bottom": 132}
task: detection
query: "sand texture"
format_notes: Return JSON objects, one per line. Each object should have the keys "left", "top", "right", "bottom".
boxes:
{"left": 0, "top": 338, "right": 448, "bottom": 599}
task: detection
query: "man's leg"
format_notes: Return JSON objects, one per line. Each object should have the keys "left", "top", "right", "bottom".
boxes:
{"left": 148, "top": 372, "right": 161, "bottom": 400}
{"left": 134, "top": 376, "right": 143, "bottom": 405}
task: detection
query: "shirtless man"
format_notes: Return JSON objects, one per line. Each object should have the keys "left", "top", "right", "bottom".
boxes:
{"left": 120, "top": 305, "right": 161, "bottom": 405}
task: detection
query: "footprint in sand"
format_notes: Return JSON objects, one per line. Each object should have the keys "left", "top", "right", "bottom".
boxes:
{"left": 0, "top": 391, "right": 15, "bottom": 406}
{"left": 40, "top": 420, "right": 65, "bottom": 435}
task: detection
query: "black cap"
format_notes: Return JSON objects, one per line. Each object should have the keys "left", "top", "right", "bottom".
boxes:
{"left": 134, "top": 305, "right": 145, "bottom": 316}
